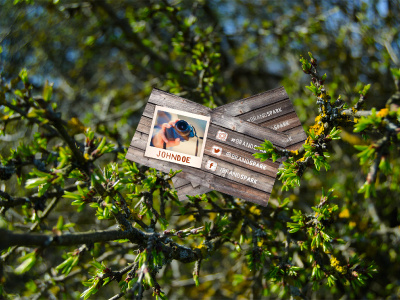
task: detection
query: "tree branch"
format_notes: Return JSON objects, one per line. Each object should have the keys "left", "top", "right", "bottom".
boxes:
{"left": 0, "top": 228, "right": 201, "bottom": 263}
{"left": 340, "top": 109, "right": 373, "bottom": 118}
{"left": 2, "top": 100, "right": 59, "bottom": 136}
{"left": 0, "top": 228, "right": 138, "bottom": 250}
{"left": 0, "top": 183, "right": 87, "bottom": 210}
{"left": 0, "top": 191, "right": 28, "bottom": 209}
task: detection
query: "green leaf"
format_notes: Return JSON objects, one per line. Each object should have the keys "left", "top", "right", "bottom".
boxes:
{"left": 306, "top": 85, "right": 316, "bottom": 93}
{"left": 311, "top": 266, "right": 317, "bottom": 278}
{"left": 390, "top": 68, "right": 400, "bottom": 80}
{"left": 56, "top": 215, "right": 64, "bottom": 231}
{"left": 379, "top": 156, "right": 391, "bottom": 175}
{"left": 97, "top": 137, "right": 107, "bottom": 151}
{"left": 43, "top": 80, "right": 53, "bottom": 102}
{"left": 90, "top": 260, "right": 103, "bottom": 270}
{"left": 25, "top": 177, "right": 49, "bottom": 189}
{"left": 64, "top": 255, "right": 79, "bottom": 275}
{"left": 354, "top": 121, "right": 368, "bottom": 132}
{"left": 159, "top": 218, "right": 169, "bottom": 231}
{"left": 193, "top": 273, "right": 199, "bottom": 287}
{"left": 80, "top": 284, "right": 98, "bottom": 300}
{"left": 71, "top": 200, "right": 84, "bottom": 206}
{"left": 64, "top": 191, "right": 82, "bottom": 200}
{"left": 358, "top": 181, "right": 373, "bottom": 198}
{"left": 38, "top": 182, "right": 51, "bottom": 197}
{"left": 31, "top": 168, "right": 50, "bottom": 177}
{"left": 354, "top": 145, "right": 369, "bottom": 151}
{"left": 360, "top": 83, "right": 371, "bottom": 96}
{"left": 56, "top": 256, "right": 74, "bottom": 271}
{"left": 19, "top": 68, "right": 28, "bottom": 84}
{"left": 15, "top": 253, "right": 37, "bottom": 274}
{"left": 289, "top": 227, "right": 300, "bottom": 233}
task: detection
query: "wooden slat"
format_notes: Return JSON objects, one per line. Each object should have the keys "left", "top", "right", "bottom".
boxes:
{"left": 149, "top": 88, "right": 212, "bottom": 116}
{"left": 213, "top": 86, "right": 288, "bottom": 116}
{"left": 143, "top": 103, "right": 156, "bottom": 118}
{"left": 261, "top": 111, "right": 302, "bottom": 132}
{"left": 204, "top": 140, "right": 279, "bottom": 177}
{"left": 136, "top": 116, "right": 152, "bottom": 133}
{"left": 283, "top": 126, "right": 308, "bottom": 145}
{"left": 239, "top": 99, "right": 295, "bottom": 124}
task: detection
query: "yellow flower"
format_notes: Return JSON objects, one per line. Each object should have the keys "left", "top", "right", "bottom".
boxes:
{"left": 249, "top": 206, "right": 261, "bottom": 216}
{"left": 377, "top": 108, "right": 389, "bottom": 118}
{"left": 306, "top": 115, "right": 325, "bottom": 143}
{"left": 339, "top": 208, "right": 350, "bottom": 218}
{"left": 331, "top": 256, "right": 347, "bottom": 274}
{"left": 330, "top": 256, "right": 339, "bottom": 267}
{"left": 310, "top": 123, "right": 324, "bottom": 136}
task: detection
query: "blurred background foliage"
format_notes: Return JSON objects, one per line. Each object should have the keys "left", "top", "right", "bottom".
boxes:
{"left": 1, "top": 0, "right": 400, "bottom": 299}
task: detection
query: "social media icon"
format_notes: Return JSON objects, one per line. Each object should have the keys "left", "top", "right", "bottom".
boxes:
{"left": 211, "top": 145, "right": 222, "bottom": 156}
{"left": 216, "top": 130, "right": 228, "bottom": 141}
{"left": 205, "top": 160, "right": 217, "bottom": 171}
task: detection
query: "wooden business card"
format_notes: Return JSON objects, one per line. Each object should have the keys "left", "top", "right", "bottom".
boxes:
{"left": 126, "top": 88, "right": 298, "bottom": 206}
